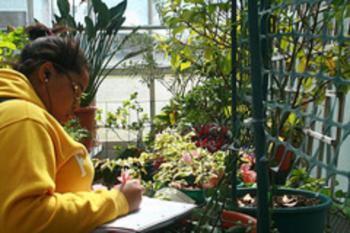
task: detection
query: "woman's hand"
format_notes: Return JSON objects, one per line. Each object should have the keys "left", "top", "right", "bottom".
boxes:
{"left": 115, "top": 180, "right": 144, "bottom": 212}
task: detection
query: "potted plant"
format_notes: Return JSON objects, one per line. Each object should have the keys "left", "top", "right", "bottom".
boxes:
{"left": 53, "top": 0, "right": 143, "bottom": 150}
{"left": 136, "top": 129, "right": 228, "bottom": 204}
{"left": 236, "top": 187, "right": 331, "bottom": 233}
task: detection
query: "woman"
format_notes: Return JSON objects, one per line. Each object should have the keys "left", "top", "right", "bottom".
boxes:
{"left": 0, "top": 35, "right": 143, "bottom": 233}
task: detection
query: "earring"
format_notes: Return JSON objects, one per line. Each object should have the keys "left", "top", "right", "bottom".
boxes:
{"left": 44, "top": 70, "right": 50, "bottom": 83}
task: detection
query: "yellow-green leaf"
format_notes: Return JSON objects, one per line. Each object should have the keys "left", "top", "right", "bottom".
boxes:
{"left": 180, "top": 61, "right": 191, "bottom": 71}
{"left": 303, "top": 78, "right": 312, "bottom": 91}
{"left": 224, "top": 105, "right": 232, "bottom": 118}
{"left": 297, "top": 57, "right": 306, "bottom": 73}
{"left": 325, "top": 58, "right": 336, "bottom": 76}
{"left": 169, "top": 112, "right": 176, "bottom": 125}
{"left": 0, "top": 41, "right": 16, "bottom": 50}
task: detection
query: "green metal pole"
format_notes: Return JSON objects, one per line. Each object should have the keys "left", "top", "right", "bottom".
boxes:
{"left": 247, "top": 1, "right": 270, "bottom": 233}
{"left": 230, "top": 0, "right": 238, "bottom": 205}
{"left": 260, "top": 0, "right": 271, "bottom": 101}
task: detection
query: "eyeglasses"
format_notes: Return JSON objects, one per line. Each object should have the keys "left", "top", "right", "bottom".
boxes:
{"left": 52, "top": 63, "right": 84, "bottom": 107}
{"left": 64, "top": 72, "right": 83, "bottom": 107}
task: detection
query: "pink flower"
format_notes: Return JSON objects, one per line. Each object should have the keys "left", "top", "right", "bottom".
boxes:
{"left": 242, "top": 170, "right": 257, "bottom": 183}
{"left": 191, "top": 150, "right": 200, "bottom": 158}
{"left": 240, "top": 163, "right": 251, "bottom": 173}
{"left": 181, "top": 152, "right": 192, "bottom": 163}
{"left": 240, "top": 164, "right": 256, "bottom": 184}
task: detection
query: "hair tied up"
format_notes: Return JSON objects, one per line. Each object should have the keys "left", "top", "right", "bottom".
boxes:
{"left": 26, "top": 23, "right": 54, "bottom": 41}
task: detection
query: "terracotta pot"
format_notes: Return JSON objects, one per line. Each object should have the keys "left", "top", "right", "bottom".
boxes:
{"left": 201, "top": 175, "right": 220, "bottom": 189}
{"left": 221, "top": 210, "right": 257, "bottom": 233}
{"left": 271, "top": 144, "right": 295, "bottom": 184}
{"left": 274, "top": 144, "right": 295, "bottom": 171}
{"left": 74, "top": 106, "right": 97, "bottom": 152}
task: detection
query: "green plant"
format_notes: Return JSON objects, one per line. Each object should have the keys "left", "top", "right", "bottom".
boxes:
{"left": 148, "top": 1, "right": 254, "bottom": 147}
{"left": 263, "top": 2, "right": 350, "bottom": 186}
{"left": 155, "top": 0, "right": 232, "bottom": 83}
{"left": 329, "top": 190, "right": 350, "bottom": 222}
{"left": 93, "top": 129, "right": 228, "bottom": 194}
{"left": 149, "top": 77, "right": 252, "bottom": 148}
{"left": 154, "top": 0, "right": 236, "bottom": 121}
{"left": 103, "top": 92, "right": 150, "bottom": 148}
{"left": 178, "top": 78, "right": 233, "bottom": 126}
{"left": 63, "top": 118, "right": 90, "bottom": 142}
{"left": 140, "top": 129, "right": 228, "bottom": 191}
{"left": 53, "top": 0, "right": 144, "bottom": 107}
{"left": 92, "top": 155, "right": 155, "bottom": 192}
{"left": 285, "top": 167, "right": 350, "bottom": 224}
{"left": 266, "top": 2, "right": 350, "bottom": 144}
{"left": 285, "top": 168, "right": 330, "bottom": 195}
{"left": 0, "top": 26, "right": 29, "bottom": 68}
{"left": 92, "top": 158, "right": 120, "bottom": 187}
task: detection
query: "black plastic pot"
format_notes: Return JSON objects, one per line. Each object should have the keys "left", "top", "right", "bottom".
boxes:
{"left": 237, "top": 188, "right": 332, "bottom": 233}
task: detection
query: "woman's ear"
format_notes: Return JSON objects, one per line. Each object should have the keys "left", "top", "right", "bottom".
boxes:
{"left": 37, "top": 62, "right": 54, "bottom": 84}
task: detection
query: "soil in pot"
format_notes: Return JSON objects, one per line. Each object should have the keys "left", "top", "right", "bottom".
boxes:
{"left": 238, "top": 193, "right": 321, "bottom": 208}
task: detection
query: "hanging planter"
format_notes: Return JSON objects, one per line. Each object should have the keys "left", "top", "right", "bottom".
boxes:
{"left": 236, "top": 188, "right": 332, "bottom": 233}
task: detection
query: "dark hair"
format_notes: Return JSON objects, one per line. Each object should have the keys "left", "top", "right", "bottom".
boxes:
{"left": 25, "top": 23, "right": 53, "bottom": 41}
{"left": 14, "top": 36, "right": 88, "bottom": 77}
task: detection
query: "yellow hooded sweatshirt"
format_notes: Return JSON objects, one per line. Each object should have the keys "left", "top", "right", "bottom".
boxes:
{"left": 0, "top": 69, "right": 129, "bottom": 233}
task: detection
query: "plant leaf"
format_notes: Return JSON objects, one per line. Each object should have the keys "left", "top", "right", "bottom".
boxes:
{"left": 93, "top": 0, "right": 110, "bottom": 30}
{"left": 57, "top": 0, "right": 70, "bottom": 17}
{"left": 180, "top": 61, "right": 191, "bottom": 71}
{"left": 84, "top": 16, "right": 96, "bottom": 40}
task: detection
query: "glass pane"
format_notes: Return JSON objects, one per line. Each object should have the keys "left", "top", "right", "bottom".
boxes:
{"left": 71, "top": 0, "right": 88, "bottom": 25}
{"left": 50, "top": 0, "right": 88, "bottom": 26}
{"left": 33, "top": 0, "right": 52, "bottom": 25}
{"left": 0, "top": 0, "right": 28, "bottom": 28}
{"left": 47, "top": 0, "right": 162, "bottom": 27}
{"left": 151, "top": 1, "right": 161, "bottom": 25}
{"left": 104, "top": 0, "right": 148, "bottom": 26}
{"left": 0, "top": 0, "right": 27, "bottom": 11}
{"left": 110, "top": 29, "right": 170, "bottom": 68}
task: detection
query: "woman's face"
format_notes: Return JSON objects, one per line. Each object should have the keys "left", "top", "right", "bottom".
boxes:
{"left": 40, "top": 63, "right": 89, "bottom": 124}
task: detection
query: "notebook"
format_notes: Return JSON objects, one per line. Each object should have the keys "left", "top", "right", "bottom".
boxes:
{"left": 95, "top": 196, "right": 196, "bottom": 233}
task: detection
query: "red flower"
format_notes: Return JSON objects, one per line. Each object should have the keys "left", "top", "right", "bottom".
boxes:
{"left": 193, "top": 124, "right": 231, "bottom": 153}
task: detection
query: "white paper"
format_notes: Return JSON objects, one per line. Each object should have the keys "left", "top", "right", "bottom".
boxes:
{"left": 99, "top": 196, "right": 196, "bottom": 232}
